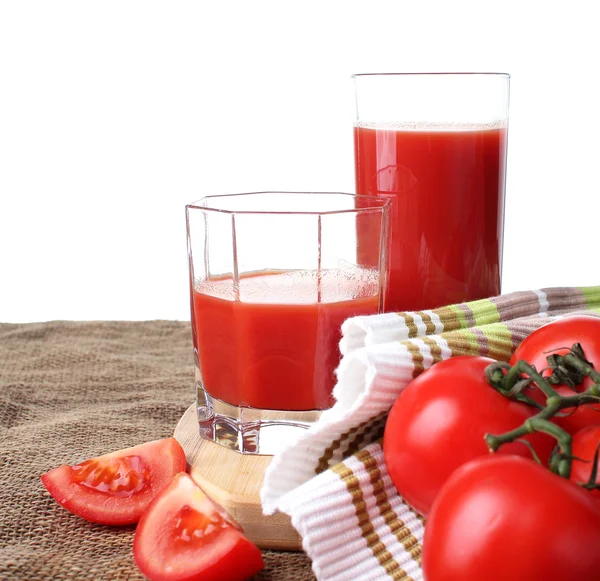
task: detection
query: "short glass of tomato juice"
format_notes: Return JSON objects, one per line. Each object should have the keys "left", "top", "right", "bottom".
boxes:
{"left": 186, "top": 192, "right": 390, "bottom": 454}
{"left": 353, "top": 72, "right": 510, "bottom": 312}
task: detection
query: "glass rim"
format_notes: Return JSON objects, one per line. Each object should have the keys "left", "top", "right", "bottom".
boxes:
{"left": 185, "top": 191, "right": 390, "bottom": 216}
{"left": 352, "top": 72, "right": 510, "bottom": 79}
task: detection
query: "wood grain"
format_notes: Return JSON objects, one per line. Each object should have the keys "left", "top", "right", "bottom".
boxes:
{"left": 174, "top": 403, "right": 303, "bottom": 551}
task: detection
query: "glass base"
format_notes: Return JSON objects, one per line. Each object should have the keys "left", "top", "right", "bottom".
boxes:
{"left": 195, "top": 382, "right": 322, "bottom": 455}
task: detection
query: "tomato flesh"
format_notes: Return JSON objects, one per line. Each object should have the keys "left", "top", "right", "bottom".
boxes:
{"left": 72, "top": 455, "right": 149, "bottom": 496}
{"left": 423, "top": 455, "right": 600, "bottom": 581}
{"left": 133, "top": 472, "right": 264, "bottom": 581}
{"left": 383, "top": 356, "right": 554, "bottom": 516}
{"left": 41, "top": 437, "right": 187, "bottom": 525}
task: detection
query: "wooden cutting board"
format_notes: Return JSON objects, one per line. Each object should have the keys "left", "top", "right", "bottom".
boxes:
{"left": 173, "top": 403, "right": 302, "bottom": 551}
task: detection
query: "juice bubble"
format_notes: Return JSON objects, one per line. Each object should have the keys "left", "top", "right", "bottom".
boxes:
{"left": 354, "top": 120, "right": 507, "bottom": 132}
{"left": 195, "top": 267, "right": 379, "bottom": 304}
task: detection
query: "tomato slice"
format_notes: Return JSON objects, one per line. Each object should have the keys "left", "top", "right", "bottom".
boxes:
{"left": 41, "top": 437, "right": 187, "bottom": 525}
{"left": 133, "top": 472, "right": 264, "bottom": 581}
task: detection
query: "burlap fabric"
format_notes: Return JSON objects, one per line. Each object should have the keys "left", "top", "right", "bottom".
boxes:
{"left": 0, "top": 321, "right": 315, "bottom": 581}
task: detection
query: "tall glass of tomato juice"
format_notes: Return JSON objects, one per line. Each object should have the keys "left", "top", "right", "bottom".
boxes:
{"left": 353, "top": 73, "right": 509, "bottom": 312}
{"left": 186, "top": 192, "right": 389, "bottom": 454}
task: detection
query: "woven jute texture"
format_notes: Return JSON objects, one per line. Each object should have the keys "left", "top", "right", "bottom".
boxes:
{"left": 0, "top": 321, "right": 315, "bottom": 581}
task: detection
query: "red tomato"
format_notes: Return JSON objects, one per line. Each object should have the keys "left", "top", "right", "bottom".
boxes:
{"left": 383, "top": 356, "right": 554, "bottom": 515}
{"left": 510, "top": 316, "right": 600, "bottom": 434}
{"left": 571, "top": 425, "right": 600, "bottom": 498}
{"left": 41, "top": 437, "right": 186, "bottom": 525}
{"left": 133, "top": 472, "right": 264, "bottom": 581}
{"left": 423, "top": 455, "right": 600, "bottom": 581}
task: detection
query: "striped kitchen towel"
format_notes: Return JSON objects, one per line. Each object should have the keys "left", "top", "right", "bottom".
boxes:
{"left": 261, "top": 286, "right": 600, "bottom": 581}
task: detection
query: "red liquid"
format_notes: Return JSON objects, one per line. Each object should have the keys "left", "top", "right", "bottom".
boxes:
{"left": 354, "top": 123, "right": 507, "bottom": 312}
{"left": 192, "top": 270, "right": 380, "bottom": 411}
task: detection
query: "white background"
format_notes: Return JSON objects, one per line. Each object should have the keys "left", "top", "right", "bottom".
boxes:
{"left": 1, "top": 0, "right": 598, "bottom": 323}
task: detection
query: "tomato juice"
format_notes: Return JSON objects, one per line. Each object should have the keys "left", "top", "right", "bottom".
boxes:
{"left": 192, "top": 269, "right": 380, "bottom": 411}
{"left": 354, "top": 123, "right": 507, "bottom": 312}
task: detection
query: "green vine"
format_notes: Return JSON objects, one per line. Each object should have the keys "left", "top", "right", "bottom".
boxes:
{"left": 484, "top": 344, "right": 600, "bottom": 483}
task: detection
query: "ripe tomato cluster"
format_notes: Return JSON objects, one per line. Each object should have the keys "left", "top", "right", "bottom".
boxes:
{"left": 383, "top": 315, "right": 600, "bottom": 580}
{"left": 41, "top": 438, "right": 263, "bottom": 581}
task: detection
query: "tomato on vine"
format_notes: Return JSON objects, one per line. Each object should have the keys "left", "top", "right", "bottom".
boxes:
{"left": 423, "top": 455, "right": 600, "bottom": 581}
{"left": 510, "top": 316, "right": 600, "bottom": 434}
{"left": 570, "top": 425, "right": 600, "bottom": 498}
{"left": 383, "top": 356, "right": 554, "bottom": 515}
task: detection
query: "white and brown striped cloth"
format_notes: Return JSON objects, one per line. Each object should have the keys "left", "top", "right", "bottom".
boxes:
{"left": 261, "top": 286, "right": 600, "bottom": 581}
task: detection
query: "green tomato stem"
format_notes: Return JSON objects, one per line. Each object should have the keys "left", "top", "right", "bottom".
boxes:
{"left": 485, "top": 418, "right": 572, "bottom": 477}
{"left": 484, "top": 343, "right": 600, "bottom": 479}
{"left": 559, "top": 351, "right": 600, "bottom": 386}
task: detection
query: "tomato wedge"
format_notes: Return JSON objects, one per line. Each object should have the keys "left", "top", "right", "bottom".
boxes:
{"left": 133, "top": 472, "right": 264, "bottom": 581}
{"left": 41, "top": 437, "right": 187, "bottom": 525}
